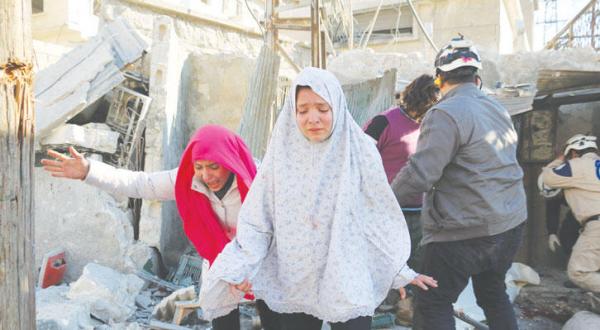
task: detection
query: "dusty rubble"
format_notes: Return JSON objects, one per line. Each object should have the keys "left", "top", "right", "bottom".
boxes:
{"left": 515, "top": 267, "right": 600, "bottom": 324}
{"left": 328, "top": 47, "right": 600, "bottom": 92}
{"left": 36, "top": 264, "right": 144, "bottom": 329}
{"left": 67, "top": 263, "right": 145, "bottom": 323}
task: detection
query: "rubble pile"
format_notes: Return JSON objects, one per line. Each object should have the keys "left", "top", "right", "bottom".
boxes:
{"left": 328, "top": 47, "right": 600, "bottom": 92}
{"left": 36, "top": 264, "right": 144, "bottom": 329}
{"left": 328, "top": 48, "right": 431, "bottom": 89}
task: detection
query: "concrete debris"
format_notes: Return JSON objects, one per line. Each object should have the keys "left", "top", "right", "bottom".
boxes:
{"left": 328, "top": 47, "right": 600, "bottom": 96}
{"left": 67, "top": 263, "right": 145, "bottom": 323}
{"left": 138, "top": 270, "right": 184, "bottom": 292}
{"left": 516, "top": 268, "right": 599, "bottom": 324}
{"left": 35, "top": 165, "right": 153, "bottom": 281}
{"left": 40, "top": 123, "right": 121, "bottom": 154}
{"left": 135, "top": 290, "right": 154, "bottom": 309}
{"left": 35, "top": 17, "right": 148, "bottom": 139}
{"left": 36, "top": 285, "right": 97, "bottom": 330}
{"left": 152, "top": 286, "right": 197, "bottom": 322}
{"left": 328, "top": 48, "right": 430, "bottom": 90}
{"left": 562, "top": 311, "right": 600, "bottom": 330}
{"left": 490, "top": 48, "right": 600, "bottom": 87}
{"left": 95, "top": 323, "right": 143, "bottom": 330}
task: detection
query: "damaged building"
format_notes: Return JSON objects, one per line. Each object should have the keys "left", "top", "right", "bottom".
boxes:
{"left": 25, "top": 0, "right": 600, "bottom": 329}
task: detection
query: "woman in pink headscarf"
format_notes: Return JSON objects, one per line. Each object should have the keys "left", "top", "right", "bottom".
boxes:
{"left": 42, "top": 125, "right": 279, "bottom": 330}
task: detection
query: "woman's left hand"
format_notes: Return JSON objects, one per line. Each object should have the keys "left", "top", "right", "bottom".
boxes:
{"left": 229, "top": 279, "right": 253, "bottom": 295}
{"left": 398, "top": 274, "right": 438, "bottom": 299}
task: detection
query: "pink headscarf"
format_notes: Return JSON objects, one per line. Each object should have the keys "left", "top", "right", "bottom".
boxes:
{"left": 175, "top": 125, "right": 257, "bottom": 265}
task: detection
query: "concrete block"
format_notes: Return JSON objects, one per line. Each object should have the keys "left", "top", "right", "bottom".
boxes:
{"left": 67, "top": 263, "right": 145, "bottom": 323}
{"left": 36, "top": 285, "right": 96, "bottom": 330}
{"left": 40, "top": 123, "right": 120, "bottom": 154}
{"left": 35, "top": 167, "right": 152, "bottom": 281}
{"left": 563, "top": 311, "right": 600, "bottom": 330}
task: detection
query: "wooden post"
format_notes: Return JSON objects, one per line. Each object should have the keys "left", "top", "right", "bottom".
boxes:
{"left": 0, "top": 0, "right": 36, "bottom": 328}
{"left": 265, "top": 0, "right": 279, "bottom": 50}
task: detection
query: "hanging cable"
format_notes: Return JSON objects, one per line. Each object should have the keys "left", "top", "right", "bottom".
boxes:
{"left": 359, "top": 0, "right": 385, "bottom": 48}
{"left": 245, "top": 0, "right": 265, "bottom": 35}
{"left": 406, "top": 0, "right": 438, "bottom": 51}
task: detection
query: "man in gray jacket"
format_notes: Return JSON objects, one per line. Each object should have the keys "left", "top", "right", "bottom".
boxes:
{"left": 391, "top": 36, "right": 527, "bottom": 330}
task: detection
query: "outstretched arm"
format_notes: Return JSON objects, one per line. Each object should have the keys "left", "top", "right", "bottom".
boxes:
{"left": 42, "top": 147, "right": 177, "bottom": 201}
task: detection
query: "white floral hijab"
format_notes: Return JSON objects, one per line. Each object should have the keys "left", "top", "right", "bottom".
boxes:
{"left": 199, "top": 67, "right": 412, "bottom": 322}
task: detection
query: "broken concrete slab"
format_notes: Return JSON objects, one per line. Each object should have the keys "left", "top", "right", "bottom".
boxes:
{"left": 35, "top": 17, "right": 147, "bottom": 139}
{"left": 67, "top": 263, "right": 145, "bottom": 323}
{"left": 35, "top": 166, "right": 152, "bottom": 281}
{"left": 562, "top": 311, "right": 600, "bottom": 330}
{"left": 36, "top": 285, "right": 97, "bottom": 330}
{"left": 40, "top": 123, "right": 120, "bottom": 154}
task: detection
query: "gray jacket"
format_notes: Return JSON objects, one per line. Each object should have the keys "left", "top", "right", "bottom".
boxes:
{"left": 391, "top": 83, "right": 527, "bottom": 244}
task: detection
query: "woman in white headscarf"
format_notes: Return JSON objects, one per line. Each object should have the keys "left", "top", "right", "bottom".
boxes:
{"left": 199, "top": 67, "right": 437, "bottom": 329}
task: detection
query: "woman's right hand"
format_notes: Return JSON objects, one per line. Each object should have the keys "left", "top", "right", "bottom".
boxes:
{"left": 41, "top": 147, "right": 90, "bottom": 180}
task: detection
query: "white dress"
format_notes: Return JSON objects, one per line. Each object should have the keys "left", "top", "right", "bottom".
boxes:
{"left": 199, "top": 67, "right": 416, "bottom": 323}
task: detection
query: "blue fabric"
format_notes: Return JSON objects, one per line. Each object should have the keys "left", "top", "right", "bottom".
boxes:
{"left": 553, "top": 162, "right": 573, "bottom": 177}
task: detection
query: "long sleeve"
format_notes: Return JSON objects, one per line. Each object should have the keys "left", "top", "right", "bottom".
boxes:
{"left": 541, "top": 159, "right": 577, "bottom": 189}
{"left": 83, "top": 159, "right": 177, "bottom": 201}
{"left": 391, "top": 109, "right": 460, "bottom": 205}
{"left": 391, "top": 265, "right": 418, "bottom": 289}
{"left": 545, "top": 196, "right": 563, "bottom": 235}
{"left": 198, "top": 170, "right": 275, "bottom": 320}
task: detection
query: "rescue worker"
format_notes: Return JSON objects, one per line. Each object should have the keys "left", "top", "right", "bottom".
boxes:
{"left": 391, "top": 35, "right": 527, "bottom": 330}
{"left": 537, "top": 174, "right": 580, "bottom": 257}
{"left": 541, "top": 134, "right": 600, "bottom": 292}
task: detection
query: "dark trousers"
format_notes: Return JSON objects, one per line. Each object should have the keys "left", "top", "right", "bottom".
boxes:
{"left": 413, "top": 222, "right": 524, "bottom": 330}
{"left": 279, "top": 312, "right": 372, "bottom": 330}
{"left": 212, "top": 299, "right": 281, "bottom": 330}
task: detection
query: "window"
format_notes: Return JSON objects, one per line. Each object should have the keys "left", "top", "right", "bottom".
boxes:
{"left": 32, "top": 0, "right": 43, "bottom": 14}
{"left": 354, "top": 5, "right": 415, "bottom": 43}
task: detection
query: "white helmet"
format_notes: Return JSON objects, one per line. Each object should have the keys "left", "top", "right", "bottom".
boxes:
{"left": 563, "top": 134, "right": 598, "bottom": 156}
{"left": 434, "top": 35, "right": 483, "bottom": 72}
{"left": 537, "top": 173, "right": 562, "bottom": 199}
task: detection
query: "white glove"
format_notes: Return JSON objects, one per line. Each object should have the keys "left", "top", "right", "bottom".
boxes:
{"left": 548, "top": 234, "right": 561, "bottom": 252}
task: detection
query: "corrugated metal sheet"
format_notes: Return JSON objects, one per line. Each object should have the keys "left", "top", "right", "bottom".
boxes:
{"left": 238, "top": 46, "right": 281, "bottom": 159}
{"left": 343, "top": 69, "right": 397, "bottom": 127}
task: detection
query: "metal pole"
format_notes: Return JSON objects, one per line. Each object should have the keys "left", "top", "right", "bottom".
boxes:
{"left": 321, "top": 30, "right": 327, "bottom": 69}
{"left": 348, "top": 0, "right": 354, "bottom": 49}
{"left": 311, "top": 0, "right": 320, "bottom": 67}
